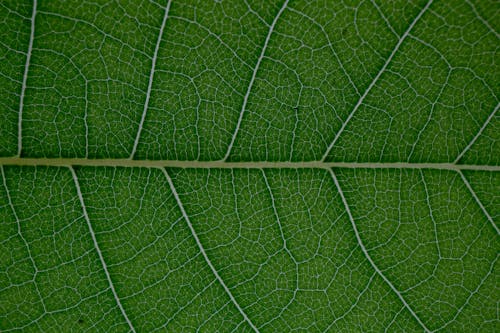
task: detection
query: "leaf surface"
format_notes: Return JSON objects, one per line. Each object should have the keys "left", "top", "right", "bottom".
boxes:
{"left": 0, "top": 0, "right": 498, "bottom": 332}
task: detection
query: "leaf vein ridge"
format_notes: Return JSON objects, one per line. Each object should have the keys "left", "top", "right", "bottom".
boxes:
{"left": 223, "top": 0, "right": 290, "bottom": 161}
{"left": 1, "top": 166, "right": 47, "bottom": 317}
{"left": 130, "top": 0, "right": 172, "bottom": 159}
{"left": 69, "top": 166, "right": 136, "bottom": 332}
{"left": 18, "top": 0, "right": 37, "bottom": 157}
{"left": 0, "top": 158, "right": 499, "bottom": 171}
{"left": 434, "top": 254, "right": 499, "bottom": 331}
{"left": 261, "top": 169, "right": 298, "bottom": 321}
{"left": 321, "top": 0, "right": 434, "bottom": 161}
{"left": 458, "top": 170, "right": 499, "bottom": 235}
{"left": 454, "top": 102, "right": 499, "bottom": 164}
{"left": 328, "top": 168, "right": 431, "bottom": 333}
{"left": 162, "top": 168, "right": 260, "bottom": 333}
{"left": 465, "top": 0, "right": 500, "bottom": 39}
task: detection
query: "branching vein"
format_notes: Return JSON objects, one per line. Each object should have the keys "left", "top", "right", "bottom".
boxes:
{"left": 223, "top": 0, "right": 290, "bottom": 161}
{"left": 454, "top": 102, "right": 499, "bottom": 163}
{"left": 458, "top": 170, "right": 499, "bottom": 235}
{"left": 69, "top": 166, "right": 136, "bottom": 332}
{"left": 465, "top": 0, "right": 500, "bottom": 39}
{"left": 162, "top": 168, "right": 260, "bottom": 333}
{"left": 1, "top": 166, "right": 46, "bottom": 314}
{"left": 321, "top": 0, "right": 434, "bottom": 161}
{"left": 328, "top": 168, "right": 431, "bottom": 333}
{"left": 130, "top": 0, "right": 172, "bottom": 159}
{"left": 18, "top": 0, "right": 37, "bottom": 157}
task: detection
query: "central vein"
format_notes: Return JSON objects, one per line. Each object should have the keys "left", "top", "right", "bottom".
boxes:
{"left": 0, "top": 157, "right": 498, "bottom": 171}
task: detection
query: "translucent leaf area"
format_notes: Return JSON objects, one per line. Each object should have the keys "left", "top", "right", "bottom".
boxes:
{"left": 0, "top": 0, "right": 498, "bottom": 332}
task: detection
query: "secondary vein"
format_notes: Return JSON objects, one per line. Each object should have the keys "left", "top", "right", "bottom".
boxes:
{"left": 454, "top": 102, "right": 499, "bottom": 163}
{"left": 328, "top": 168, "right": 431, "bottom": 333}
{"left": 321, "top": 0, "right": 434, "bottom": 161}
{"left": 18, "top": 0, "right": 37, "bottom": 157}
{"left": 458, "top": 170, "right": 499, "bottom": 235}
{"left": 162, "top": 168, "right": 260, "bottom": 333}
{"left": 130, "top": 0, "right": 172, "bottom": 159}
{"left": 223, "top": 0, "right": 290, "bottom": 161}
{"left": 69, "top": 166, "right": 136, "bottom": 332}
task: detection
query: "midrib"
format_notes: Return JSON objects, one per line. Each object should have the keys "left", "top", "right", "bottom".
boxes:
{"left": 0, "top": 157, "right": 498, "bottom": 171}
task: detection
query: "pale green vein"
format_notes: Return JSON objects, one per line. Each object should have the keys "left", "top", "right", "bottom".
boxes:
{"left": 434, "top": 254, "right": 499, "bottom": 332}
{"left": 321, "top": 0, "right": 434, "bottom": 161}
{"left": 261, "top": 169, "right": 292, "bottom": 255}
{"left": 458, "top": 170, "right": 499, "bottom": 235}
{"left": 0, "top": 157, "right": 498, "bottom": 171}
{"left": 153, "top": 279, "right": 218, "bottom": 332}
{"left": 465, "top": 0, "right": 499, "bottom": 39}
{"left": 69, "top": 166, "right": 136, "bottom": 333}
{"left": 130, "top": 0, "right": 172, "bottom": 159}
{"left": 18, "top": 0, "right": 37, "bottom": 157}
{"left": 36, "top": 10, "right": 150, "bottom": 58}
{"left": 287, "top": 6, "right": 360, "bottom": 96}
{"left": 324, "top": 272, "right": 377, "bottom": 331}
{"left": 454, "top": 102, "right": 499, "bottom": 163}
{"left": 328, "top": 168, "right": 431, "bottom": 333}
{"left": 385, "top": 306, "right": 407, "bottom": 333}
{"left": 162, "top": 167, "right": 260, "bottom": 333}
{"left": 370, "top": 0, "right": 398, "bottom": 38}
{"left": 261, "top": 169, "right": 298, "bottom": 322}
{"left": 223, "top": 0, "right": 290, "bottom": 161}
{"left": 0, "top": 166, "right": 47, "bottom": 316}
{"left": 420, "top": 169, "right": 441, "bottom": 259}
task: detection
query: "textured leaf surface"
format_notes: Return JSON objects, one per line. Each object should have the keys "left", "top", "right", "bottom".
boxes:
{"left": 0, "top": 0, "right": 499, "bottom": 332}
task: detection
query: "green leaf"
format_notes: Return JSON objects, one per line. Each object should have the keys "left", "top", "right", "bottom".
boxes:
{"left": 0, "top": 0, "right": 498, "bottom": 332}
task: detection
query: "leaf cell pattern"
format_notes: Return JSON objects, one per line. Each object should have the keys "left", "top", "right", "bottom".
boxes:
{"left": 0, "top": 0, "right": 499, "bottom": 332}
